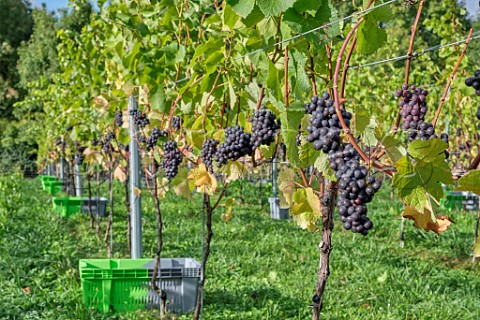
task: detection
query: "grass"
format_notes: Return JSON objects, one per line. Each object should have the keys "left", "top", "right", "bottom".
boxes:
{"left": 0, "top": 175, "right": 479, "bottom": 319}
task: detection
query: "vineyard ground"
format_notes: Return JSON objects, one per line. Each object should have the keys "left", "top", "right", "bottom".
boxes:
{"left": 0, "top": 176, "right": 479, "bottom": 319}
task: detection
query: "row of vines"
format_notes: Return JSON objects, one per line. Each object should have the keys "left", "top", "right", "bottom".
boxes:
{"left": 19, "top": 0, "right": 480, "bottom": 318}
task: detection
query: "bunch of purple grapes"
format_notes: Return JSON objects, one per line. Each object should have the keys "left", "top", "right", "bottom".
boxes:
{"left": 465, "top": 70, "right": 480, "bottom": 96}
{"left": 129, "top": 110, "right": 149, "bottom": 128}
{"left": 251, "top": 105, "right": 280, "bottom": 150}
{"left": 304, "top": 92, "right": 351, "bottom": 153}
{"left": 115, "top": 110, "right": 123, "bottom": 127}
{"left": 171, "top": 116, "right": 182, "bottom": 131}
{"left": 162, "top": 140, "right": 182, "bottom": 179}
{"left": 201, "top": 138, "right": 219, "bottom": 173}
{"left": 146, "top": 127, "right": 167, "bottom": 150}
{"left": 395, "top": 84, "right": 428, "bottom": 131}
{"left": 214, "top": 126, "right": 253, "bottom": 166}
{"left": 328, "top": 143, "right": 382, "bottom": 236}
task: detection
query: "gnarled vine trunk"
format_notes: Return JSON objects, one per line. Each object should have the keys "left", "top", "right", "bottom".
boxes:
{"left": 312, "top": 181, "right": 338, "bottom": 320}
{"left": 193, "top": 193, "right": 213, "bottom": 320}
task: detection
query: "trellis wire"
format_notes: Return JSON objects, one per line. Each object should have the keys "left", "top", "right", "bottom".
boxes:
{"left": 351, "top": 32, "right": 480, "bottom": 69}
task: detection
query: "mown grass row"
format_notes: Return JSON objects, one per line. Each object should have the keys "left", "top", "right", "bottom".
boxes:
{"left": 0, "top": 175, "right": 479, "bottom": 319}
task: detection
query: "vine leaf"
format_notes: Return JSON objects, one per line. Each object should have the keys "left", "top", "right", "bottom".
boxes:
{"left": 298, "top": 136, "right": 317, "bottom": 167}
{"left": 454, "top": 170, "right": 480, "bottom": 196}
{"left": 354, "top": 106, "right": 378, "bottom": 147}
{"left": 220, "top": 160, "right": 245, "bottom": 182}
{"left": 402, "top": 203, "right": 453, "bottom": 235}
{"left": 393, "top": 140, "right": 453, "bottom": 212}
{"left": 188, "top": 164, "right": 218, "bottom": 195}
{"left": 257, "top": 0, "right": 298, "bottom": 17}
{"left": 134, "top": 187, "right": 142, "bottom": 196}
{"left": 293, "top": 0, "right": 322, "bottom": 12}
{"left": 278, "top": 167, "right": 296, "bottom": 207}
{"left": 222, "top": 198, "right": 234, "bottom": 223}
{"left": 156, "top": 178, "right": 169, "bottom": 200}
{"left": 114, "top": 166, "right": 127, "bottom": 183}
{"left": 279, "top": 106, "right": 304, "bottom": 168}
{"left": 357, "top": 15, "right": 387, "bottom": 55}
{"left": 171, "top": 167, "right": 192, "bottom": 200}
{"left": 149, "top": 88, "right": 167, "bottom": 113}
{"left": 290, "top": 187, "right": 320, "bottom": 232}
{"left": 408, "top": 139, "right": 448, "bottom": 162}
{"left": 382, "top": 136, "right": 406, "bottom": 164}
{"left": 313, "top": 151, "right": 336, "bottom": 181}
{"left": 229, "top": 0, "right": 255, "bottom": 18}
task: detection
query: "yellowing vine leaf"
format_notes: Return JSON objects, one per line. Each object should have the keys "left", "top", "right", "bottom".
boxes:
{"left": 134, "top": 187, "right": 142, "bottom": 196}
{"left": 93, "top": 95, "right": 109, "bottom": 111}
{"left": 290, "top": 188, "right": 320, "bottom": 232}
{"left": 402, "top": 204, "right": 453, "bottom": 235}
{"left": 114, "top": 166, "right": 127, "bottom": 182}
{"left": 220, "top": 161, "right": 245, "bottom": 182}
{"left": 221, "top": 198, "right": 234, "bottom": 223}
{"left": 278, "top": 167, "right": 295, "bottom": 207}
{"left": 171, "top": 168, "right": 193, "bottom": 200}
{"left": 155, "top": 178, "right": 170, "bottom": 199}
{"left": 188, "top": 164, "right": 217, "bottom": 194}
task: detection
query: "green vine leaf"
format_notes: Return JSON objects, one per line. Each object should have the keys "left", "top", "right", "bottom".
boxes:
{"left": 313, "top": 151, "right": 336, "bottom": 181}
{"left": 257, "top": 0, "right": 298, "bottom": 17}
{"left": 357, "top": 15, "right": 387, "bottom": 55}
{"left": 229, "top": 0, "right": 255, "bottom": 18}
{"left": 393, "top": 140, "right": 453, "bottom": 212}
{"left": 455, "top": 170, "right": 480, "bottom": 196}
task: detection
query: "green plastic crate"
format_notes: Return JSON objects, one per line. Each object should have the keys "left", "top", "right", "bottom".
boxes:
{"left": 79, "top": 258, "right": 200, "bottom": 314}
{"left": 52, "top": 196, "right": 83, "bottom": 217}
{"left": 44, "top": 181, "right": 63, "bottom": 195}
{"left": 441, "top": 191, "right": 468, "bottom": 211}
{"left": 40, "top": 176, "right": 57, "bottom": 190}
{"left": 40, "top": 175, "right": 57, "bottom": 182}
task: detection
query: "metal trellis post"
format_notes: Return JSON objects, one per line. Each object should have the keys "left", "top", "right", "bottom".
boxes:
{"left": 129, "top": 96, "right": 143, "bottom": 258}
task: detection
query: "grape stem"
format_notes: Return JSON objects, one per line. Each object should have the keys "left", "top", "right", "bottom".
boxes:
{"left": 309, "top": 52, "right": 318, "bottom": 96}
{"left": 325, "top": 43, "right": 333, "bottom": 96}
{"left": 203, "top": 71, "right": 222, "bottom": 134}
{"left": 255, "top": 86, "right": 265, "bottom": 111}
{"left": 404, "top": 0, "right": 425, "bottom": 85}
{"left": 340, "top": 35, "right": 357, "bottom": 100}
{"left": 432, "top": 28, "right": 473, "bottom": 129}
{"left": 393, "top": 0, "right": 426, "bottom": 134}
{"left": 299, "top": 168, "right": 309, "bottom": 187}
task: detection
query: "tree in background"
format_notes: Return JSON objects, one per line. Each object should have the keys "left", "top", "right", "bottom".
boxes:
{"left": 0, "top": 0, "right": 93, "bottom": 174}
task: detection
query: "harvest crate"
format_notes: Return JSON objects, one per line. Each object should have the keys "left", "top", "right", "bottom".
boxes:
{"left": 40, "top": 175, "right": 57, "bottom": 183}
{"left": 40, "top": 176, "right": 58, "bottom": 190}
{"left": 52, "top": 196, "right": 83, "bottom": 217}
{"left": 79, "top": 258, "right": 200, "bottom": 314}
{"left": 268, "top": 197, "right": 290, "bottom": 219}
{"left": 44, "top": 181, "right": 63, "bottom": 195}
{"left": 441, "top": 191, "right": 479, "bottom": 211}
{"left": 81, "top": 197, "right": 108, "bottom": 217}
